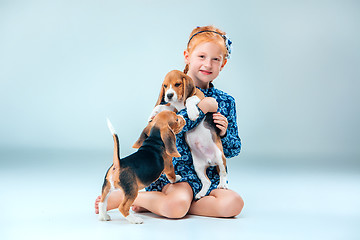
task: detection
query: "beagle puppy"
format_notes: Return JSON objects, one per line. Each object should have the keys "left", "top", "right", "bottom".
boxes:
{"left": 186, "top": 113, "right": 228, "bottom": 199}
{"left": 149, "top": 70, "right": 205, "bottom": 121}
{"left": 98, "top": 110, "right": 185, "bottom": 224}
{"left": 150, "top": 70, "right": 228, "bottom": 200}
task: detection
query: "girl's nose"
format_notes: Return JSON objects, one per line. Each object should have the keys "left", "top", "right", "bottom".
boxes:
{"left": 204, "top": 58, "right": 212, "bottom": 68}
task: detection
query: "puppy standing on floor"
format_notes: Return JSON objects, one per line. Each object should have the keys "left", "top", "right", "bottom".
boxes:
{"left": 150, "top": 70, "right": 228, "bottom": 200}
{"left": 98, "top": 110, "right": 185, "bottom": 224}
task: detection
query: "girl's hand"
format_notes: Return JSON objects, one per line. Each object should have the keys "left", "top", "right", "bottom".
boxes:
{"left": 197, "top": 97, "right": 218, "bottom": 114}
{"left": 213, "top": 112, "right": 228, "bottom": 137}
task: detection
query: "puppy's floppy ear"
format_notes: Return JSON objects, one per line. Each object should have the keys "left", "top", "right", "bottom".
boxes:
{"left": 183, "top": 74, "right": 196, "bottom": 100}
{"left": 155, "top": 83, "right": 165, "bottom": 106}
{"left": 132, "top": 123, "right": 152, "bottom": 148}
{"left": 160, "top": 126, "right": 181, "bottom": 158}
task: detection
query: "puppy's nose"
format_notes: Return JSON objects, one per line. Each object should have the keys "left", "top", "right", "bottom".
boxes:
{"left": 167, "top": 93, "right": 174, "bottom": 99}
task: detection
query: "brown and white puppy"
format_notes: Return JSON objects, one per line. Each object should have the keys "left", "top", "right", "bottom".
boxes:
{"left": 185, "top": 113, "right": 228, "bottom": 199}
{"left": 148, "top": 70, "right": 205, "bottom": 121}
{"left": 98, "top": 110, "right": 185, "bottom": 224}
{"left": 150, "top": 70, "right": 228, "bottom": 200}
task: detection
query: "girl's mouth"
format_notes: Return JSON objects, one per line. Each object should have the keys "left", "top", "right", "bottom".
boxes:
{"left": 200, "top": 70, "right": 212, "bottom": 75}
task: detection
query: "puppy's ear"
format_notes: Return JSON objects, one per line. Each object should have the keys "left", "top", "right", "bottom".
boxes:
{"left": 132, "top": 124, "right": 151, "bottom": 148}
{"left": 155, "top": 83, "right": 165, "bottom": 106}
{"left": 183, "top": 75, "right": 196, "bottom": 100}
{"left": 160, "top": 126, "right": 181, "bottom": 158}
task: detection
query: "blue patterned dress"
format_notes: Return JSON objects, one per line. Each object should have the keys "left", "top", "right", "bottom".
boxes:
{"left": 146, "top": 83, "right": 241, "bottom": 198}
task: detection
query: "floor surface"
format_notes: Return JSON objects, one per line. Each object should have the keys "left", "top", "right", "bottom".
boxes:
{"left": 1, "top": 150, "right": 359, "bottom": 240}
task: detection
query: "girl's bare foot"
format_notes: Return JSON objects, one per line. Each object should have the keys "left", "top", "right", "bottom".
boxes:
{"left": 95, "top": 195, "right": 149, "bottom": 214}
{"left": 132, "top": 205, "right": 149, "bottom": 213}
{"left": 95, "top": 196, "right": 101, "bottom": 214}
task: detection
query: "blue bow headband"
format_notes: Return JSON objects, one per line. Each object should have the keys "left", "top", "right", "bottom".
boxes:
{"left": 187, "top": 30, "right": 232, "bottom": 59}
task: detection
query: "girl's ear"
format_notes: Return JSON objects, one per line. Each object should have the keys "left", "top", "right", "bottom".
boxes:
{"left": 184, "top": 50, "right": 190, "bottom": 64}
{"left": 220, "top": 59, "right": 227, "bottom": 71}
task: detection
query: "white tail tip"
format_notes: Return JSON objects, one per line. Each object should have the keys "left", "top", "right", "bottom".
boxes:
{"left": 106, "top": 118, "right": 116, "bottom": 135}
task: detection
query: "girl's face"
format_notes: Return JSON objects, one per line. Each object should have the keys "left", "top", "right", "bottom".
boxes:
{"left": 184, "top": 41, "right": 227, "bottom": 89}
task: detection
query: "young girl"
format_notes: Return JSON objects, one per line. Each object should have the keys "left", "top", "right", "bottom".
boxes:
{"left": 95, "top": 25, "right": 243, "bottom": 218}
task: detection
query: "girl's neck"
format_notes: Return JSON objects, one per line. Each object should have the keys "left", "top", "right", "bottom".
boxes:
{"left": 196, "top": 81, "right": 210, "bottom": 89}
{"left": 187, "top": 73, "right": 210, "bottom": 89}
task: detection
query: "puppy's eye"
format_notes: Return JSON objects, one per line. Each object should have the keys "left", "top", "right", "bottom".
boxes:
{"left": 164, "top": 84, "right": 167, "bottom": 88}
{"left": 175, "top": 83, "right": 181, "bottom": 87}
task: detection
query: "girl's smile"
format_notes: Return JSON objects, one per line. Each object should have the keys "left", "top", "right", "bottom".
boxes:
{"left": 184, "top": 41, "right": 227, "bottom": 89}
{"left": 200, "top": 69, "right": 212, "bottom": 75}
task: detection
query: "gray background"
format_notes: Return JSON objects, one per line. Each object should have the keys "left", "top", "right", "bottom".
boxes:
{"left": 1, "top": 0, "right": 359, "bottom": 159}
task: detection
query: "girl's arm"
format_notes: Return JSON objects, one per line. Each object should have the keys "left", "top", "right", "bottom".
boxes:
{"left": 177, "top": 97, "right": 218, "bottom": 133}
{"left": 220, "top": 100, "right": 241, "bottom": 158}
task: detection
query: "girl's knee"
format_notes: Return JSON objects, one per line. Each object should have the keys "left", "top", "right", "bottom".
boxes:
{"left": 218, "top": 192, "right": 244, "bottom": 218}
{"left": 162, "top": 195, "right": 192, "bottom": 219}
{"left": 230, "top": 194, "right": 244, "bottom": 217}
{"left": 160, "top": 182, "right": 193, "bottom": 219}
{"left": 224, "top": 193, "right": 244, "bottom": 217}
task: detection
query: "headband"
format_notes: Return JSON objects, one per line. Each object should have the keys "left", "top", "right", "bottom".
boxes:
{"left": 187, "top": 30, "right": 232, "bottom": 59}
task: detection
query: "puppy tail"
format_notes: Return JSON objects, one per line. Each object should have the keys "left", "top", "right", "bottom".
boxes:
{"left": 107, "top": 118, "right": 120, "bottom": 168}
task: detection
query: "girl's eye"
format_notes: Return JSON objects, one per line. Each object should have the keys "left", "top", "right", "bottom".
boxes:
{"left": 213, "top": 58, "right": 220, "bottom": 61}
{"left": 198, "top": 55, "right": 205, "bottom": 59}
{"left": 175, "top": 83, "right": 181, "bottom": 87}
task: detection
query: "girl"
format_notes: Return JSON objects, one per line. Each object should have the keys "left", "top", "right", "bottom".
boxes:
{"left": 95, "top": 25, "right": 243, "bottom": 218}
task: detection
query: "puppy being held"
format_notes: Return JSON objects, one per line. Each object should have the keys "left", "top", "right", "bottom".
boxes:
{"left": 150, "top": 70, "right": 228, "bottom": 200}
{"left": 98, "top": 110, "right": 185, "bottom": 224}
{"left": 149, "top": 70, "right": 205, "bottom": 121}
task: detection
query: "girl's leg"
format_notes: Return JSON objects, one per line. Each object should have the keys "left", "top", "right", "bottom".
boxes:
{"left": 95, "top": 182, "right": 193, "bottom": 219}
{"left": 134, "top": 182, "right": 193, "bottom": 218}
{"left": 189, "top": 188, "right": 244, "bottom": 218}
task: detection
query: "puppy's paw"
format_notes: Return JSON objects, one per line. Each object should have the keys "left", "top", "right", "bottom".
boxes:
{"left": 168, "top": 175, "right": 182, "bottom": 183}
{"left": 98, "top": 213, "right": 111, "bottom": 221}
{"left": 175, "top": 175, "right": 182, "bottom": 182}
{"left": 186, "top": 96, "right": 201, "bottom": 121}
{"left": 195, "top": 193, "right": 204, "bottom": 200}
{"left": 217, "top": 182, "right": 228, "bottom": 189}
{"left": 148, "top": 109, "right": 159, "bottom": 122}
{"left": 187, "top": 106, "right": 200, "bottom": 121}
{"left": 218, "top": 177, "right": 228, "bottom": 189}
{"left": 126, "top": 214, "right": 144, "bottom": 224}
{"left": 195, "top": 190, "right": 207, "bottom": 200}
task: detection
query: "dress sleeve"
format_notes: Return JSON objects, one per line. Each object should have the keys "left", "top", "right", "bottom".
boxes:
{"left": 220, "top": 98, "right": 241, "bottom": 158}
